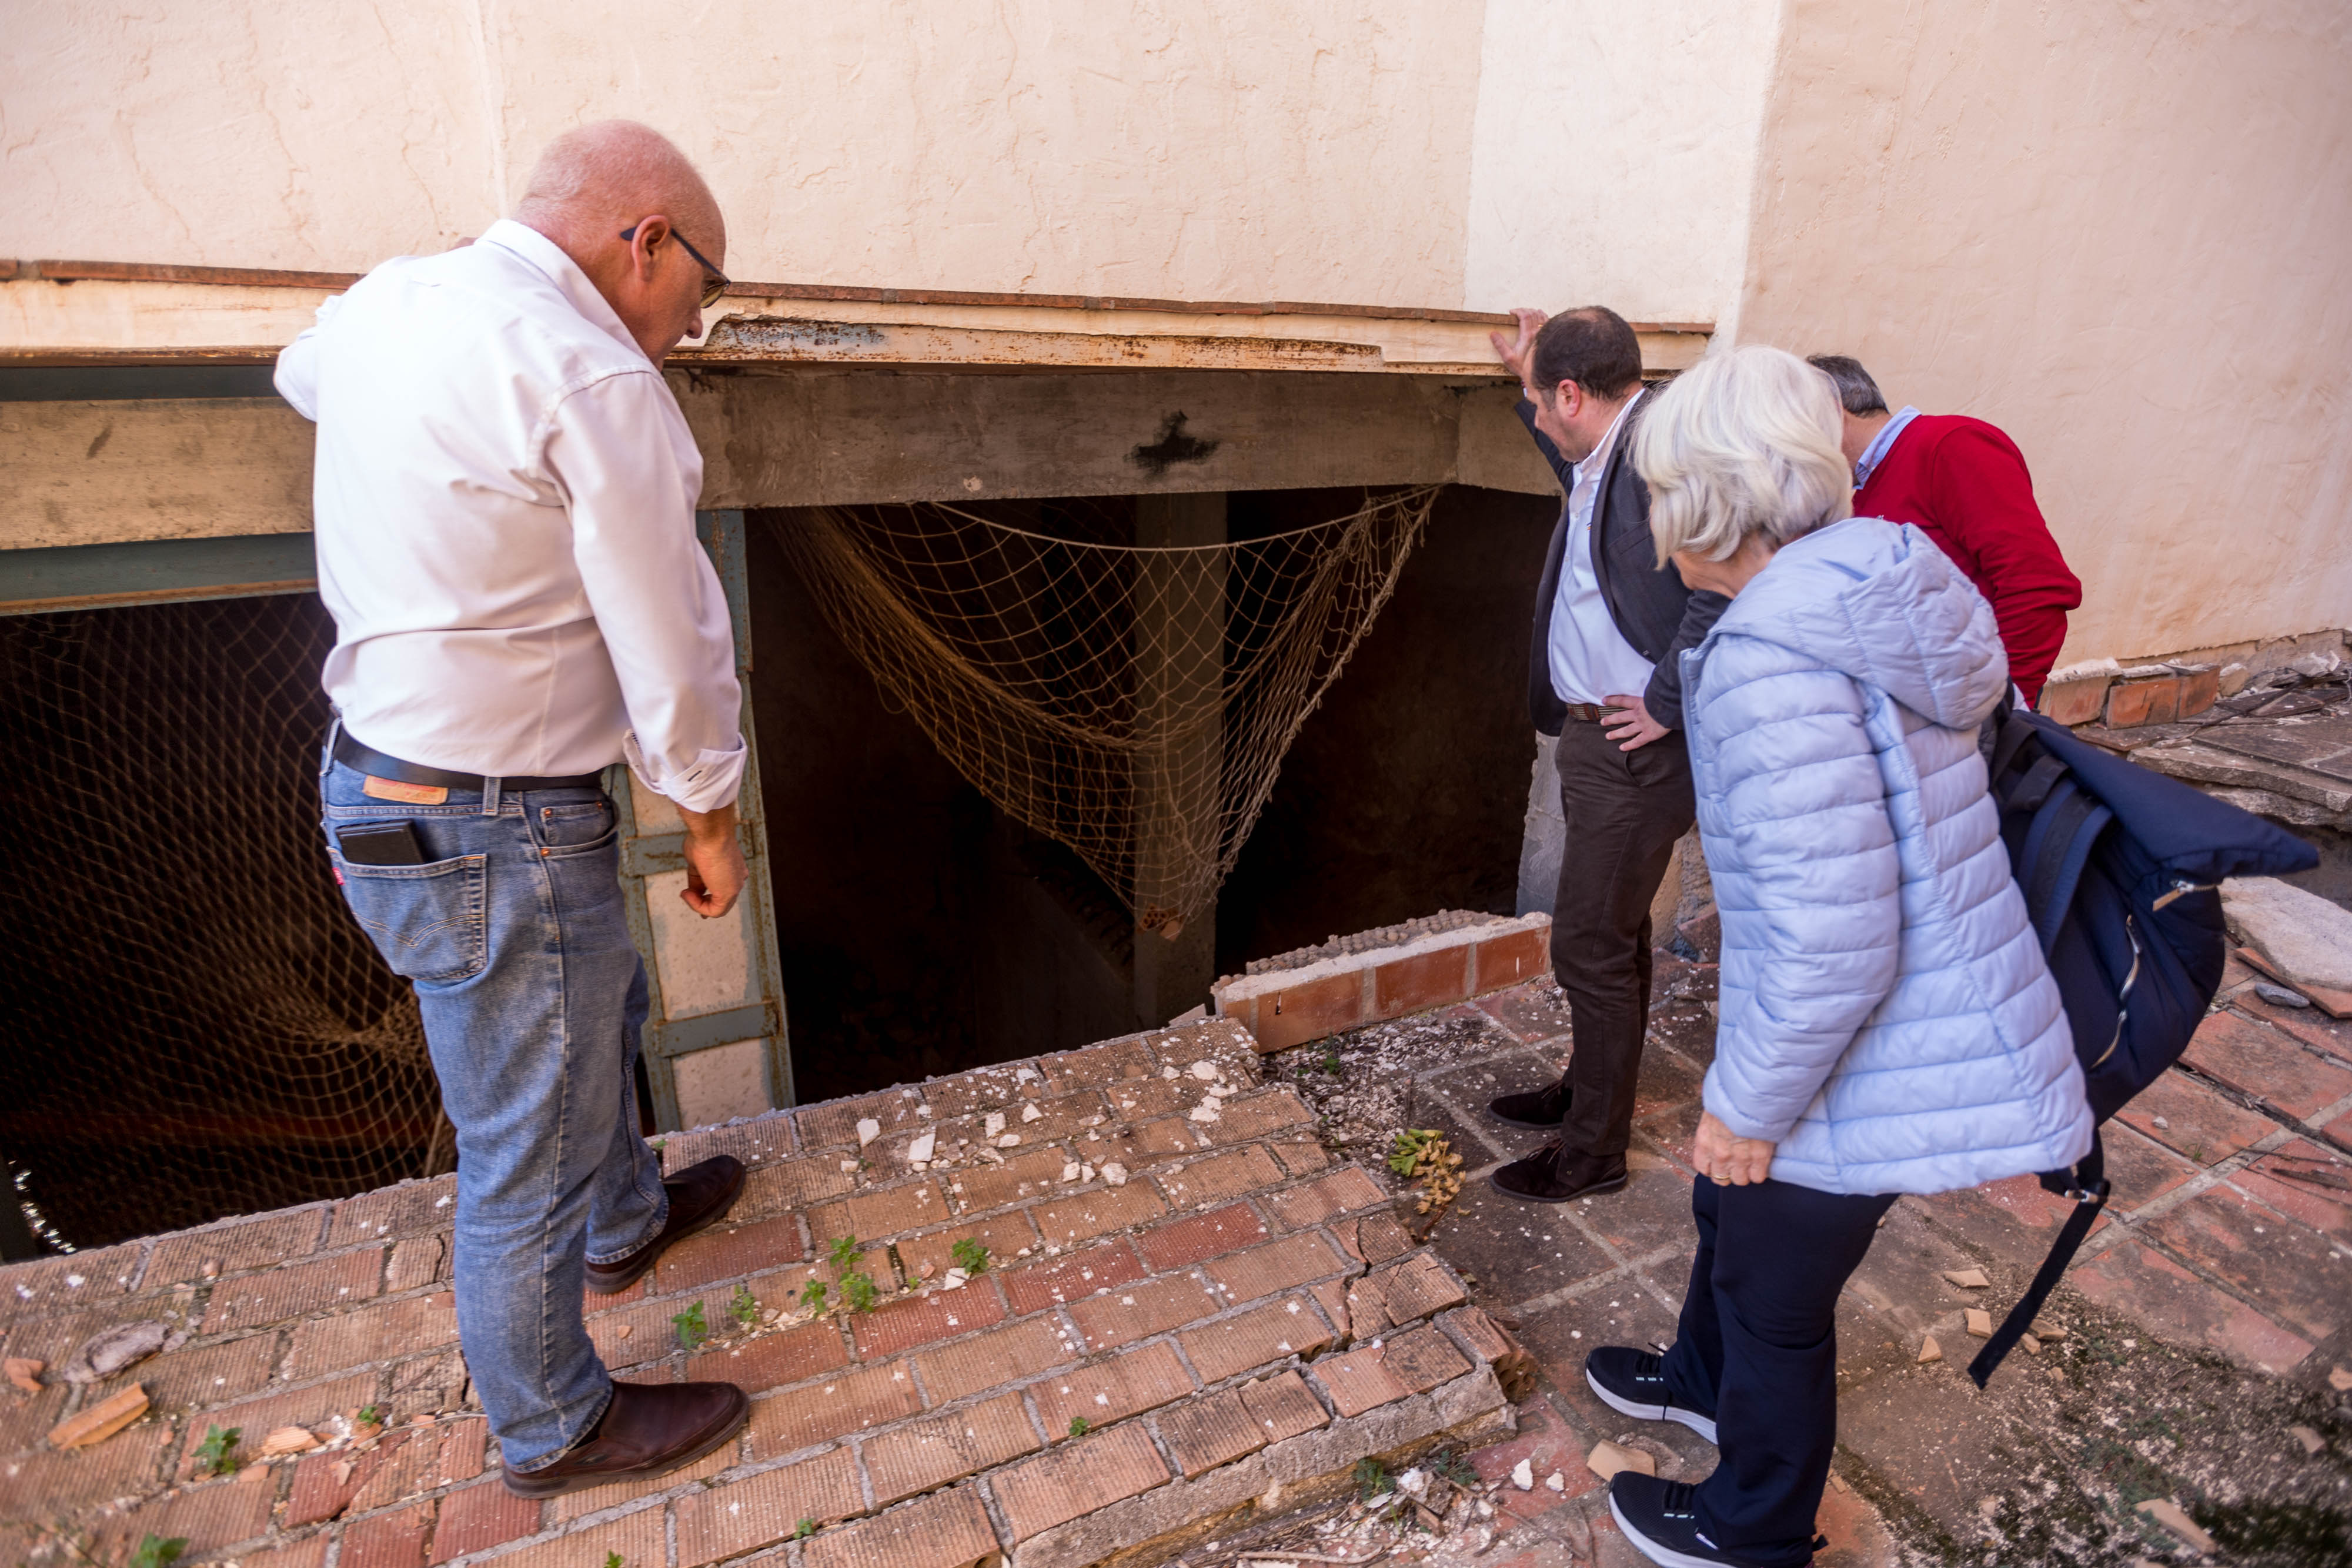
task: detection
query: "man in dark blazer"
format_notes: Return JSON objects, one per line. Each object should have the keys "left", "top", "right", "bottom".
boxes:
{"left": 1486, "top": 306, "right": 1729, "bottom": 1203}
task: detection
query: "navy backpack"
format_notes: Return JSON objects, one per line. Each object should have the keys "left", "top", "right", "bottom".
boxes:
{"left": 1968, "top": 704, "right": 2318, "bottom": 1385}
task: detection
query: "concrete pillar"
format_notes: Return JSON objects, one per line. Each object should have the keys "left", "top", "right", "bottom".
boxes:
{"left": 1131, "top": 491, "right": 1226, "bottom": 1026}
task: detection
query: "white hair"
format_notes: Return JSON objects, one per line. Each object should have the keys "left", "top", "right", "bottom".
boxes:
{"left": 1633, "top": 345, "right": 1853, "bottom": 564}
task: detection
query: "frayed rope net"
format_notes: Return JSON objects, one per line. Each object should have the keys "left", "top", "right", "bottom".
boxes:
{"left": 770, "top": 487, "right": 1436, "bottom": 933}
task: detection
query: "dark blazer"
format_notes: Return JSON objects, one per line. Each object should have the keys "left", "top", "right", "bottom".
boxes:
{"left": 1520, "top": 393, "right": 1728, "bottom": 735}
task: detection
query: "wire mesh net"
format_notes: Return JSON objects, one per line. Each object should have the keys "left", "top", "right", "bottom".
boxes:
{"left": 770, "top": 487, "right": 1437, "bottom": 934}
{"left": 0, "top": 597, "right": 447, "bottom": 1251}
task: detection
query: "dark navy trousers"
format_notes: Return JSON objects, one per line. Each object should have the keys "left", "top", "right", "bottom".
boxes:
{"left": 1661, "top": 1175, "right": 1897, "bottom": 1563}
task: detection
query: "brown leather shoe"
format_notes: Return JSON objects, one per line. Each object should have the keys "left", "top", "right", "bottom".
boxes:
{"left": 583, "top": 1155, "right": 747, "bottom": 1295}
{"left": 503, "top": 1379, "right": 749, "bottom": 1498}
{"left": 1489, "top": 1141, "right": 1628, "bottom": 1203}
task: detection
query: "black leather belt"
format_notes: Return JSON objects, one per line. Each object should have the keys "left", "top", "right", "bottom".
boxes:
{"left": 334, "top": 730, "right": 604, "bottom": 794}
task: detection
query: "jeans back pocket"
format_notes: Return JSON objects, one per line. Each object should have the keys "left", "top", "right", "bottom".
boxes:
{"left": 338, "top": 853, "right": 490, "bottom": 985}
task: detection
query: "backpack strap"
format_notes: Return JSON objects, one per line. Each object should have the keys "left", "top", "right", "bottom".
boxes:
{"left": 1968, "top": 1135, "right": 2110, "bottom": 1389}
{"left": 2020, "top": 780, "right": 2114, "bottom": 953}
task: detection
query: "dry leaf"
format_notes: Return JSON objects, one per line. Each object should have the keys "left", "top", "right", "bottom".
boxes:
{"left": 260, "top": 1426, "right": 318, "bottom": 1457}
{"left": 1942, "top": 1268, "right": 1991, "bottom": 1289}
{"left": 48, "top": 1383, "right": 148, "bottom": 1449}
{"left": 1964, "top": 1309, "right": 1994, "bottom": 1338}
{"left": 1586, "top": 1440, "right": 1656, "bottom": 1482}
{"left": 2134, "top": 1499, "right": 2216, "bottom": 1554}
{"left": 1917, "top": 1335, "right": 1943, "bottom": 1365}
{"left": 4, "top": 1358, "right": 44, "bottom": 1394}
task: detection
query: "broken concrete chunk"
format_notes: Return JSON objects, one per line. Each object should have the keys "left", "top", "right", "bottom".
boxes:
{"left": 1511, "top": 1457, "right": 1535, "bottom": 1490}
{"left": 4, "top": 1358, "right": 44, "bottom": 1393}
{"left": 905, "top": 1131, "right": 937, "bottom": 1164}
{"left": 48, "top": 1383, "right": 148, "bottom": 1449}
{"left": 2134, "top": 1499, "right": 2216, "bottom": 1554}
{"left": 2253, "top": 981, "right": 2312, "bottom": 1009}
{"left": 1942, "top": 1268, "right": 1991, "bottom": 1289}
{"left": 1100, "top": 1162, "right": 1128, "bottom": 1186}
{"left": 259, "top": 1426, "right": 319, "bottom": 1456}
{"left": 2290, "top": 1425, "right": 2325, "bottom": 1455}
{"left": 1060, "top": 1162, "right": 1082, "bottom": 1183}
{"left": 1964, "top": 1309, "right": 1994, "bottom": 1338}
{"left": 1586, "top": 1440, "right": 1655, "bottom": 1482}
{"left": 1189, "top": 1061, "right": 1220, "bottom": 1081}
{"left": 61, "top": 1321, "right": 169, "bottom": 1385}
{"left": 855, "top": 1117, "right": 881, "bottom": 1147}
{"left": 1917, "top": 1336, "right": 1943, "bottom": 1365}
{"left": 940, "top": 1268, "right": 968, "bottom": 1290}
{"left": 1188, "top": 1102, "right": 1221, "bottom": 1124}
{"left": 983, "top": 1112, "right": 1007, "bottom": 1138}
{"left": 1162, "top": 1065, "right": 1180, "bottom": 1079}
{"left": 1020, "top": 1102, "right": 1043, "bottom": 1122}
{"left": 1545, "top": 1470, "right": 1566, "bottom": 1492}
{"left": 2222, "top": 878, "right": 2352, "bottom": 993}
{"left": 997, "top": 1133, "right": 1022, "bottom": 1148}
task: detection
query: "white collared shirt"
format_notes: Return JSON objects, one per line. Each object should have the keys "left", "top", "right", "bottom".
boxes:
{"left": 1547, "top": 387, "right": 1657, "bottom": 707}
{"left": 275, "top": 219, "right": 746, "bottom": 813}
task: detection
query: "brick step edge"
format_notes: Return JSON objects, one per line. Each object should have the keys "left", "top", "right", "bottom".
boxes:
{"left": 1210, "top": 914, "right": 1551, "bottom": 1054}
{"left": 1010, "top": 1362, "right": 1515, "bottom": 1568}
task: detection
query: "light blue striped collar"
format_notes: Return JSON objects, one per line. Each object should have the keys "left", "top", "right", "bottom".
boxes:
{"left": 1853, "top": 404, "right": 1921, "bottom": 489}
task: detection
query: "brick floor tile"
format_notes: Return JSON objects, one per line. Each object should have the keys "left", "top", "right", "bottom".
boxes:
{"left": 291, "top": 1422, "right": 479, "bottom": 1526}
{"left": 1178, "top": 1296, "right": 1334, "bottom": 1382}
{"left": 999, "top": 1240, "right": 1148, "bottom": 1314}
{"left": 203, "top": 1248, "right": 383, "bottom": 1332}
{"left": 386, "top": 1234, "right": 449, "bottom": 1293}
{"left": 949, "top": 1148, "right": 1081, "bottom": 1212}
{"left": 2115, "top": 1071, "right": 2280, "bottom": 1165}
{"left": 2068, "top": 1240, "right": 2312, "bottom": 1372}
{"left": 1308, "top": 1278, "right": 1352, "bottom": 1338}
{"left": 654, "top": 1213, "right": 809, "bottom": 1291}
{"left": 1138, "top": 1203, "right": 1271, "bottom": 1271}
{"left": 1154, "top": 1385, "right": 1261, "bottom": 1477}
{"left": 2230, "top": 1143, "right": 2352, "bottom": 1242}
{"left": 918, "top": 1061, "right": 1041, "bottom": 1117}
{"left": 851, "top": 1283, "right": 1008, "bottom": 1359}
{"left": 936, "top": 1095, "right": 1103, "bottom": 1152}
{"left": 1381, "top": 1322, "right": 1473, "bottom": 1392}
{"left": 550, "top": 1441, "right": 731, "bottom": 1522}
{"left": 1086, "top": 1115, "right": 1200, "bottom": 1169}
{"left": 747, "top": 1360, "right": 924, "bottom": 1457}
{"left": 91, "top": 1469, "right": 276, "bottom": 1557}
{"left": 1240, "top": 1369, "right": 1330, "bottom": 1443}
{"left": 739, "top": 1155, "right": 856, "bottom": 1219}
{"left": 1040, "top": 1039, "right": 1159, "bottom": 1094}
{"left": 894, "top": 1213, "right": 1045, "bottom": 1286}
{"left": 1069, "top": 1272, "right": 1220, "bottom": 1352}
{"left": 470, "top": 1502, "right": 664, "bottom": 1568}
{"left": 993, "top": 1420, "right": 1171, "bottom": 1541}
{"left": 342, "top": 1499, "right": 438, "bottom": 1568}
{"left": 1200, "top": 1088, "right": 1315, "bottom": 1142}
{"left": 2137, "top": 1186, "right": 2352, "bottom": 1341}
{"left": 149, "top": 1208, "right": 328, "bottom": 1288}
{"left": 673, "top": 1446, "right": 865, "bottom": 1564}
{"left": 141, "top": 1330, "right": 281, "bottom": 1416}
{"left": 1031, "top": 1183, "right": 1170, "bottom": 1249}
{"left": 660, "top": 1114, "right": 800, "bottom": 1171}
{"left": 689, "top": 1316, "right": 850, "bottom": 1393}
{"left": 807, "top": 1180, "right": 955, "bottom": 1247}
{"left": 1204, "top": 1233, "right": 1347, "bottom": 1304}
{"left": 1312, "top": 1343, "right": 1412, "bottom": 1416}
{"left": 1152, "top": 1147, "right": 1286, "bottom": 1211}
{"left": 289, "top": 1290, "right": 459, "bottom": 1378}
{"left": 914, "top": 1316, "right": 1080, "bottom": 1405}
{"left": 2237, "top": 994, "right": 2352, "bottom": 1064}
{"left": 1269, "top": 1138, "right": 1332, "bottom": 1175}
{"left": 1356, "top": 1253, "right": 1469, "bottom": 1327}
{"left": 1103, "top": 1076, "right": 1199, "bottom": 1122}
{"left": 586, "top": 1286, "right": 737, "bottom": 1368}
{"left": 0, "top": 1242, "right": 145, "bottom": 1322}
{"left": 329, "top": 1178, "right": 459, "bottom": 1249}
{"left": 860, "top": 1390, "right": 1041, "bottom": 1503}
{"left": 1374, "top": 945, "right": 1472, "bottom": 1020}
{"left": 240, "top": 1532, "right": 330, "bottom": 1568}
{"left": 176, "top": 1371, "right": 379, "bottom": 1478}
{"left": 1264, "top": 1166, "right": 1388, "bottom": 1229}
{"left": 1333, "top": 1210, "right": 1415, "bottom": 1266}
{"left": 801, "top": 1483, "right": 1003, "bottom": 1568}
{"left": 1029, "top": 1340, "right": 1195, "bottom": 1438}
{"left": 2183, "top": 1012, "right": 2352, "bottom": 1118}
{"left": 798, "top": 1088, "right": 930, "bottom": 1150}
{"left": 429, "top": 1478, "right": 542, "bottom": 1562}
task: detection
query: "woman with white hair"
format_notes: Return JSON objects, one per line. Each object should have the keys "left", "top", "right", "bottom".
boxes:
{"left": 1582, "top": 346, "right": 2092, "bottom": 1568}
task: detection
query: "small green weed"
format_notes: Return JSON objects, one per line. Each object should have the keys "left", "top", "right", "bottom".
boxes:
{"left": 355, "top": 1403, "right": 383, "bottom": 1428}
{"left": 841, "top": 1271, "right": 880, "bottom": 1314}
{"left": 799, "top": 1278, "right": 829, "bottom": 1315}
{"left": 1323, "top": 1051, "right": 1342, "bottom": 1074}
{"left": 126, "top": 1536, "right": 188, "bottom": 1568}
{"left": 1388, "top": 1128, "right": 1443, "bottom": 1176}
{"left": 828, "top": 1235, "right": 861, "bottom": 1273}
{"left": 1068, "top": 1417, "right": 1090, "bottom": 1437}
{"left": 1354, "top": 1456, "right": 1392, "bottom": 1502}
{"left": 729, "top": 1283, "right": 759, "bottom": 1326}
{"left": 950, "top": 1237, "right": 990, "bottom": 1275}
{"left": 671, "top": 1300, "right": 709, "bottom": 1350}
{"left": 792, "top": 1520, "right": 817, "bottom": 1541}
{"left": 603, "top": 1553, "right": 624, "bottom": 1568}
{"left": 192, "top": 1425, "right": 241, "bottom": 1479}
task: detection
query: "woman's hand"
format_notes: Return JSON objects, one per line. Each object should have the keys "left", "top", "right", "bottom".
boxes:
{"left": 1693, "top": 1111, "right": 1775, "bottom": 1186}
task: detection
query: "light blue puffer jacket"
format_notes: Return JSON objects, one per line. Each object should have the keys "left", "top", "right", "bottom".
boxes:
{"left": 1685, "top": 517, "right": 2093, "bottom": 1196}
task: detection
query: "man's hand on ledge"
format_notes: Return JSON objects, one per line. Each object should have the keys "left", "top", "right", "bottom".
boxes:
{"left": 1489, "top": 306, "right": 1547, "bottom": 393}
{"left": 678, "top": 801, "right": 748, "bottom": 918}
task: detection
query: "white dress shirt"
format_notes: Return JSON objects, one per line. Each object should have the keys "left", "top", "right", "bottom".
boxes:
{"left": 276, "top": 220, "right": 746, "bottom": 813}
{"left": 1546, "top": 387, "right": 1656, "bottom": 707}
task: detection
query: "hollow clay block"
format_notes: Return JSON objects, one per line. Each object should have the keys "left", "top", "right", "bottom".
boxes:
{"left": 48, "top": 1384, "right": 148, "bottom": 1449}
{"left": 1942, "top": 1268, "right": 1990, "bottom": 1289}
{"left": 1916, "top": 1336, "right": 1943, "bottom": 1365}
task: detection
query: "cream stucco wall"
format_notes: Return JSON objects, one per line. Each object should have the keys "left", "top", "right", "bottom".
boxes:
{"left": 1734, "top": 0, "right": 2352, "bottom": 663}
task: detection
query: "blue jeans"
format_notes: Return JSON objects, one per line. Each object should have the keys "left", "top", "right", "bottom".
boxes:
{"left": 318, "top": 743, "right": 667, "bottom": 1471}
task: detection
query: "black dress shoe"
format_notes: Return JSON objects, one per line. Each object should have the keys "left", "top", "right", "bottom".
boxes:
{"left": 1489, "top": 1141, "right": 1628, "bottom": 1203}
{"left": 504, "top": 1379, "right": 749, "bottom": 1498}
{"left": 584, "top": 1155, "right": 747, "bottom": 1295}
{"left": 1488, "top": 1076, "right": 1571, "bottom": 1129}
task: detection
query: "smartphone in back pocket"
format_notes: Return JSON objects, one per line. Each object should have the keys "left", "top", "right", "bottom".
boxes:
{"left": 337, "top": 821, "right": 427, "bottom": 866}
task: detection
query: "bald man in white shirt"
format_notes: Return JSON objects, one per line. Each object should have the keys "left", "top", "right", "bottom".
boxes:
{"left": 278, "top": 122, "right": 760, "bottom": 1496}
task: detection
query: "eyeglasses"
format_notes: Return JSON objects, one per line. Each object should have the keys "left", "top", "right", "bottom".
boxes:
{"left": 619, "top": 222, "right": 731, "bottom": 309}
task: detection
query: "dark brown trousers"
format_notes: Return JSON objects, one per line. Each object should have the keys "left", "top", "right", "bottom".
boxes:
{"left": 1549, "top": 716, "right": 1696, "bottom": 1156}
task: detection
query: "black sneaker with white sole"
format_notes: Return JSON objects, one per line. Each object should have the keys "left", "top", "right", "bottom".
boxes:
{"left": 1608, "top": 1473, "right": 1822, "bottom": 1568}
{"left": 1585, "top": 1345, "right": 1718, "bottom": 1443}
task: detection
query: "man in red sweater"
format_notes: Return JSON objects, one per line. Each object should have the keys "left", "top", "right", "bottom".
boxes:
{"left": 1808, "top": 356, "right": 2082, "bottom": 702}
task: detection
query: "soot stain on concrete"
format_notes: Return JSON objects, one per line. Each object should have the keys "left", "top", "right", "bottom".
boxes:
{"left": 1129, "top": 411, "right": 1219, "bottom": 475}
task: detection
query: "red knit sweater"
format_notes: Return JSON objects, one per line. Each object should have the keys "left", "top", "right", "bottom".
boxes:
{"left": 1853, "top": 414, "right": 2081, "bottom": 701}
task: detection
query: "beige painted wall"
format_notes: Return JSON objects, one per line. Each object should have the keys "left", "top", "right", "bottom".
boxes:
{"left": 1735, "top": 0, "right": 2352, "bottom": 663}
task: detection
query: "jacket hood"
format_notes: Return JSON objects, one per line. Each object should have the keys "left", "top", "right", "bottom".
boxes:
{"left": 1693, "top": 517, "right": 2009, "bottom": 728}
